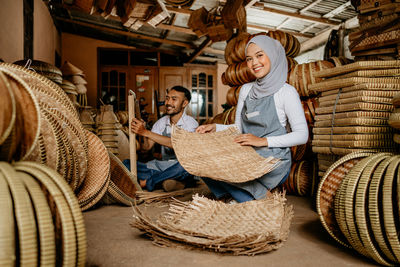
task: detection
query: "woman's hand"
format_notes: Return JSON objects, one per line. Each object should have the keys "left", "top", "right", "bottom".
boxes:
{"left": 196, "top": 123, "right": 216, "bottom": 133}
{"left": 234, "top": 134, "right": 268, "bottom": 147}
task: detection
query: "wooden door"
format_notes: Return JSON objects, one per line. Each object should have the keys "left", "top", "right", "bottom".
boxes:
{"left": 159, "top": 67, "right": 188, "bottom": 116}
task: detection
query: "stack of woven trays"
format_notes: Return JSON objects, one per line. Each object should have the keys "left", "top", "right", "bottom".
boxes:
{"left": 61, "top": 61, "right": 88, "bottom": 107}
{"left": 317, "top": 152, "right": 400, "bottom": 266}
{"left": 131, "top": 192, "right": 293, "bottom": 255}
{"left": 388, "top": 92, "right": 400, "bottom": 143}
{"left": 0, "top": 161, "right": 86, "bottom": 266}
{"left": 96, "top": 105, "right": 120, "bottom": 155}
{"left": 309, "top": 60, "right": 400, "bottom": 177}
{"left": 61, "top": 79, "right": 79, "bottom": 109}
{"left": 349, "top": 1, "right": 400, "bottom": 60}
{"left": 79, "top": 106, "right": 96, "bottom": 133}
{"left": 13, "top": 59, "right": 63, "bottom": 85}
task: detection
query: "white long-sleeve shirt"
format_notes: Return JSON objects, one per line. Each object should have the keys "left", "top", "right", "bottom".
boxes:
{"left": 216, "top": 83, "right": 309, "bottom": 148}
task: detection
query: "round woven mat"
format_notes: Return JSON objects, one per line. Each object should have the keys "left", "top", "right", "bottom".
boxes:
{"left": 77, "top": 130, "right": 110, "bottom": 211}
{"left": 19, "top": 171, "right": 56, "bottom": 266}
{"left": 317, "top": 151, "right": 374, "bottom": 247}
{"left": 0, "top": 166, "right": 15, "bottom": 266}
{"left": 0, "top": 162, "right": 38, "bottom": 266}
{"left": 0, "top": 71, "right": 16, "bottom": 147}
{"left": 0, "top": 68, "right": 40, "bottom": 162}
{"left": 171, "top": 127, "right": 281, "bottom": 183}
{"left": 15, "top": 161, "right": 87, "bottom": 267}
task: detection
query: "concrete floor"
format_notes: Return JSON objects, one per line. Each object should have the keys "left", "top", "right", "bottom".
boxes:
{"left": 84, "top": 195, "right": 377, "bottom": 267}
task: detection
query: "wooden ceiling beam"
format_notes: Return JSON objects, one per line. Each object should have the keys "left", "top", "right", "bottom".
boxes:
{"left": 154, "top": 23, "right": 195, "bottom": 35}
{"left": 187, "top": 37, "right": 212, "bottom": 63}
{"left": 247, "top": 24, "right": 313, "bottom": 38}
{"left": 56, "top": 16, "right": 196, "bottom": 49}
{"left": 245, "top": 0, "right": 259, "bottom": 9}
{"left": 204, "top": 47, "right": 225, "bottom": 56}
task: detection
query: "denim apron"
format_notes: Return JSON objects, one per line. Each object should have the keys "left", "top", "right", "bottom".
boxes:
{"left": 234, "top": 93, "right": 292, "bottom": 199}
{"left": 146, "top": 126, "right": 178, "bottom": 171}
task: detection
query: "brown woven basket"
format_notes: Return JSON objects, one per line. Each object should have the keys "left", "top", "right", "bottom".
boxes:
{"left": 171, "top": 127, "right": 280, "bottom": 183}
{"left": 0, "top": 71, "right": 16, "bottom": 147}
{"left": 0, "top": 168, "right": 15, "bottom": 266}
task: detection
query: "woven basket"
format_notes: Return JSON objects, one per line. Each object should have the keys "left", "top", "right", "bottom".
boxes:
{"left": 0, "top": 168, "right": 15, "bottom": 266}
{"left": 313, "top": 126, "right": 394, "bottom": 135}
{"left": 282, "top": 160, "right": 312, "bottom": 196}
{"left": 171, "top": 127, "right": 280, "bottom": 183}
{"left": 0, "top": 71, "right": 16, "bottom": 147}
{"left": 61, "top": 61, "right": 84, "bottom": 76}
{"left": 224, "top": 32, "right": 250, "bottom": 65}
{"left": 13, "top": 59, "right": 62, "bottom": 75}
{"left": 131, "top": 192, "right": 293, "bottom": 255}
{"left": 315, "top": 110, "right": 391, "bottom": 121}
{"left": 313, "top": 60, "right": 400, "bottom": 78}
{"left": 315, "top": 102, "right": 394, "bottom": 115}
{"left": 318, "top": 90, "right": 396, "bottom": 104}
{"left": 312, "top": 139, "right": 396, "bottom": 148}
{"left": 69, "top": 75, "right": 87, "bottom": 85}
{"left": 313, "top": 133, "right": 394, "bottom": 141}
{"left": 309, "top": 77, "right": 400, "bottom": 93}
{"left": 77, "top": 130, "right": 110, "bottom": 211}
{"left": 314, "top": 117, "right": 389, "bottom": 127}
{"left": 318, "top": 96, "right": 393, "bottom": 108}
{"left": 312, "top": 146, "right": 396, "bottom": 155}
{"left": 317, "top": 151, "right": 374, "bottom": 247}
{"left": 320, "top": 83, "right": 400, "bottom": 97}
{"left": 328, "top": 69, "right": 400, "bottom": 80}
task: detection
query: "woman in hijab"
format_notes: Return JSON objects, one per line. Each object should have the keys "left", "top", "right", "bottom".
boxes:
{"left": 196, "top": 35, "right": 309, "bottom": 203}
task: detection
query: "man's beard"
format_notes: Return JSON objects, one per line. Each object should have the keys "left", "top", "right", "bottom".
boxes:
{"left": 166, "top": 105, "right": 182, "bottom": 116}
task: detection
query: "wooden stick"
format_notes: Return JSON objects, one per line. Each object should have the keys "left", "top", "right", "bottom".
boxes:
{"left": 128, "top": 90, "right": 137, "bottom": 177}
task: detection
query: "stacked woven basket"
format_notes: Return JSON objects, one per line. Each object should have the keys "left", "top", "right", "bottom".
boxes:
{"left": 349, "top": 1, "right": 400, "bottom": 61}
{"left": 309, "top": 60, "right": 400, "bottom": 178}
{"left": 79, "top": 106, "right": 96, "bottom": 133}
{"left": 61, "top": 61, "right": 88, "bottom": 107}
{"left": 317, "top": 152, "right": 400, "bottom": 266}
{"left": 0, "top": 161, "right": 86, "bottom": 266}
{"left": 61, "top": 79, "right": 80, "bottom": 109}
{"left": 13, "top": 59, "right": 63, "bottom": 85}
{"left": 388, "top": 92, "right": 400, "bottom": 143}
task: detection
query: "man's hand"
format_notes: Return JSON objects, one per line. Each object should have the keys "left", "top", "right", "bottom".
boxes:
{"left": 131, "top": 118, "right": 148, "bottom": 136}
{"left": 196, "top": 123, "right": 216, "bottom": 133}
{"left": 234, "top": 133, "right": 268, "bottom": 147}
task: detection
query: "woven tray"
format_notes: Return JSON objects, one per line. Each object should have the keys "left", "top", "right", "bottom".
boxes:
{"left": 315, "top": 111, "right": 391, "bottom": 121}
{"left": 77, "top": 130, "right": 110, "bottom": 211}
{"left": 312, "top": 139, "right": 396, "bottom": 148}
{"left": 0, "top": 163, "right": 38, "bottom": 266}
{"left": 317, "top": 152, "right": 374, "bottom": 248}
{"left": 312, "top": 146, "right": 396, "bottom": 155}
{"left": 320, "top": 83, "right": 400, "bottom": 97}
{"left": 313, "top": 133, "right": 394, "bottom": 141}
{"left": 171, "top": 127, "right": 281, "bottom": 183}
{"left": 318, "top": 90, "right": 396, "bottom": 104}
{"left": 19, "top": 171, "right": 56, "bottom": 266}
{"left": 313, "top": 60, "right": 400, "bottom": 78}
{"left": 314, "top": 118, "right": 389, "bottom": 127}
{"left": 352, "top": 29, "right": 400, "bottom": 52}
{"left": 106, "top": 151, "right": 142, "bottom": 206}
{"left": 315, "top": 102, "right": 394, "bottom": 115}
{"left": 313, "top": 126, "right": 395, "bottom": 135}
{"left": 131, "top": 193, "right": 293, "bottom": 255}
{"left": 15, "top": 161, "right": 87, "bottom": 267}
{"left": 328, "top": 69, "right": 400, "bottom": 81}
{"left": 309, "top": 77, "right": 400, "bottom": 93}
{"left": 0, "top": 166, "right": 15, "bottom": 266}
{"left": 353, "top": 154, "right": 393, "bottom": 266}
{"left": 367, "top": 156, "right": 400, "bottom": 263}
{"left": 318, "top": 96, "right": 393, "bottom": 107}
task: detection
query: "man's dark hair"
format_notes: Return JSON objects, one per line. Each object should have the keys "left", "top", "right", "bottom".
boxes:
{"left": 170, "top": 85, "right": 191, "bottom": 102}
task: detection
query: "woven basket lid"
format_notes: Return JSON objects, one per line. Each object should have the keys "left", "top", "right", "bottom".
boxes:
{"left": 0, "top": 68, "right": 41, "bottom": 162}
{"left": 314, "top": 117, "right": 389, "bottom": 128}
{"left": 319, "top": 90, "right": 396, "bottom": 104}
{"left": 312, "top": 139, "right": 396, "bottom": 149}
{"left": 309, "top": 77, "right": 400, "bottom": 93}
{"left": 75, "top": 84, "right": 87, "bottom": 94}
{"left": 0, "top": 71, "right": 16, "bottom": 146}
{"left": 131, "top": 192, "right": 293, "bottom": 255}
{"left": 14, "top": 161, "right": 87, "bottom": 267}
{"left": 316, "top": 101, "right": 394, "bottom": 115}
{"left": 313, "top": 126, "right": 395, "bottom": 135}
{"left": 314, "top": 60, "right": 400, "bottom": 78}
{"left": 367, "top": 156, "right": 399, "bottom": 263}
{"left": 327, "top": 69, "right": 400, "bottom": 81}
{"left": 314, "top": 133, "right": 394, "bottom": 142}
{"left": 317, "top": 151, "right": 374, "bottom": 247}
{"left": 312, "top": 146, "right": 397, "bottom": 156}
{"left": 19, "top": 171, "right": 56, "bottom": 266}
{"left": 353, "top": 154, "right": 393, "bottom": 266}
{"left": 69, "top": 75, "right": 87, "bottom": 85}
{"left": 76, "top": 130, "right": 110, "bottom": 211}
{"left": 13, "top": 59, "right": 62, "bottom": 76}
{"left": 106, "top": 151, "right": 141, "bottom": 206}
{"left": 0, "top": 162, "right": 38, "bottom": 266}
{"left": 319, "top": 95, "right": 393, "bottom": 108}
{"left": 171, "top": 127, "right": 281, "bottom": 183}
{"left": 321, "top": 83, "right": 400, "bottom": 97}
{"left": 0, "top": 167, "right": 15, "bottom": 266}
{"left": 60, "top": 61, "right": 84, "bottom": 76}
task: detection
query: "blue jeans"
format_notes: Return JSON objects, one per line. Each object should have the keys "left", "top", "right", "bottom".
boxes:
{"left": 123, "top": 159, "right": 195, "bottom": 191}
{"left": 202, "top": 170, "right": 290, "bottom": 203}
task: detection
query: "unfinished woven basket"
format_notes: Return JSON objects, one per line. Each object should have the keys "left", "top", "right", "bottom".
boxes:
{"left": 131, "top": 192, "right": 293, "bottom": 255}
{"left": 171, "top": 127, "right": 280, "bottom": 183}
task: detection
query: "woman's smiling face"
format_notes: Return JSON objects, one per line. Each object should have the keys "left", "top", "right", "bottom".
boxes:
{"left": 246, "top": 42, "right": 271, "bottom": 79}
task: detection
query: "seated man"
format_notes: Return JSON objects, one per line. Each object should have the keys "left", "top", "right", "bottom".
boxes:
{"left": 124, "top": 86, "right": 198, "bottom": 192}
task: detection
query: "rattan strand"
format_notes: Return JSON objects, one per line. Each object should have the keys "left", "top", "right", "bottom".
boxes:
{"left": 0, "top": 169, "right": 15, "bottom": 266}
{"left": 171, "top": 127, "right": 280, "bottom": 183}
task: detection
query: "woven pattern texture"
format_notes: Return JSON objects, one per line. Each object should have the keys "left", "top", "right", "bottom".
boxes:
{"left": 131, "top": 192, "right": 293, "bottom": 255}
{"left": 171, "top": 127, "right": 280, "bottom": 183}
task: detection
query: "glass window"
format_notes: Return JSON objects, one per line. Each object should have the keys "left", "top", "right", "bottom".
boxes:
{"left": 192, "top": 75, "right": 197, "bottom": 88}
{"left": 208, "top": 75, "right": 213, "bottom": 88}
{"left": 101, "top": 72, "right": 108, "bottom": 86}
{"left": 99, "top": 50, "right": 128, "bottom": 65}
{"left": 199, "top": 73, "right": 206, "bottom": 88}
{"left": 130, "top": 51, "right": 157, "bottom": 66}
{"left": 119, "top": 73, "right": 126, "bottom": 86}
{"left": 199, "top": 90, "right": 206, "bottom": 117}
{"left": 208, "top": 103, "right": 213, "bottom": 117}
{"left": 110, "top": 70, "right": 118, "bottom": 86}
{"left": 208, "top": 89, "right": 213, "bottom": 102}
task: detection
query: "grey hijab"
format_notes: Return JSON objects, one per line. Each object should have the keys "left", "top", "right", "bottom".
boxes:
{"left": 245, "top": 35, "right": 288, "bottom": 99}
